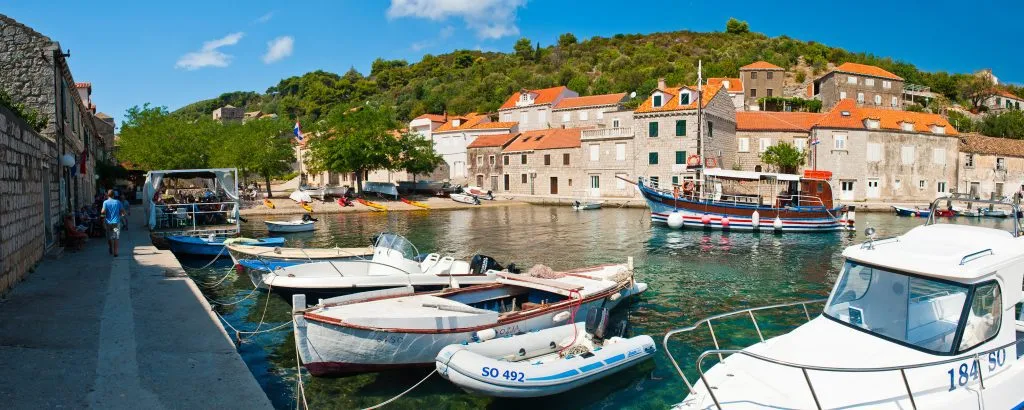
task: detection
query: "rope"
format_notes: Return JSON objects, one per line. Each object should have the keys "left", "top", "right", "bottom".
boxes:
{"left": 185, "top": 245, "right": 229, "bottom": 270}
{"left": 196, "top": 266, "right": 236, "bottom": 288}
{"left": 295, "top": 332, "right": 309, "bottom": 410}
{"left": 360, "top": 369, "right": 437, "bottom": 410}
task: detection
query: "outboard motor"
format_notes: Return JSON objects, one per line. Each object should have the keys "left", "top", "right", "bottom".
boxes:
{"left": 585, "top": 308, "right": 611, "bottom": 340}
{"left": 469, "top": 254, "right": 504, "bottom": 274}
{"left": 301, "top": 214, "right": 318, "bottom": 222}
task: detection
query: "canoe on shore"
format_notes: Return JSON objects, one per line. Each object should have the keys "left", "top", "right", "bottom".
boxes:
{"left": 357, "top": 198, "right": 387, "bottom": 211}
{"left": 401, "top": 198, "right": 430, "bottom": 209}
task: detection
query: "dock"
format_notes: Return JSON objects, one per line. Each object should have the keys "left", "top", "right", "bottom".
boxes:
{"left": 0, "top": 212, "right": 272, "bottom": 409}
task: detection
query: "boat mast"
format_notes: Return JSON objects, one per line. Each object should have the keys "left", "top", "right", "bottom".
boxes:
{"left": 696, "top": 60, "right": 704, "bottom": 193}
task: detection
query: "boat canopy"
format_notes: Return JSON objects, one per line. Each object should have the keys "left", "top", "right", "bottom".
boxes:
{"left": 703, "top": 168, "right": 802, "bottom": 182}
{"left": 143, "top": 168, "right": 239, "bottom": 230}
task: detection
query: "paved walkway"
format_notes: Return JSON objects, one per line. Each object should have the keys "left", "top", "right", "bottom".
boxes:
{"left": 0, "top": 212, "right": 272, "bottom": 409}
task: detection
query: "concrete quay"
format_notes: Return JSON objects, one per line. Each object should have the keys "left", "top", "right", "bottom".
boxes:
{"left": 0, "top": 212, "right": 272, "bottom": 409}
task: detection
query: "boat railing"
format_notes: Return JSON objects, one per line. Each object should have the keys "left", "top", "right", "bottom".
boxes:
{"left": 153, "top": 201, "right": 239, "bottom": 232}
{"left": 926, "top": 193, "right": 1023, "bottom": 236}
{"left": 692, "top": 334, "right": 1024, "bottom": 410}
{"left": 662, "top": 298, "right": 828, "bottom": 393}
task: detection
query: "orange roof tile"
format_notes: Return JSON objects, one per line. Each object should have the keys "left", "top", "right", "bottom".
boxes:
{"left": 707, "top": 78, "right": 743, "bottom": 93}
{"left": 433, "top": 114, "right": 484, "bottom": 132}
{"left": 75, "top": 82, "right": 92, "bottom": 89}
{"left": 469, "top": 121, "right": 517, "bottom": 130}
{"left": 467, "top": 133, "right": 518, "bottom": 149}
{"left": 414, "top": 113, "right": 448, "bottom": 123}
{"left": 814, "top": 99, "right": 957, "bottom": 135}
{"left": 832, "top": 62, "right": 903, "bottom": 80}
{"left": 740, "top": 61, "right": 783, "bottom": 71}
{"left": 960, "top": 133, "right": 1024, "bottom": 157}
{"left": 499, "top": 86, "right": 569, "bottom": 110}
{"left": 634, "top": 83, "right": 725, "bottom": 114}
{"left": 502, "top": 128, "right": 582, "bottom": 152}
{"left": 737, "top": 112, "right": 824, "bottom": 132}
{"left": 553, "top": 93, "right": 626, "bottom": 109}
{"left": 994, "top": 89, "right": 1023, "bottom": 101}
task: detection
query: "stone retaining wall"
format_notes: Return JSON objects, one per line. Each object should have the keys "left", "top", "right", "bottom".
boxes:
{"left": 0, "top": 104, "right": 57, "bottom": 295}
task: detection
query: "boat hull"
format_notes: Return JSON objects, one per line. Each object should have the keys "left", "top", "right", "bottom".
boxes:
{"left": 250, "top": 268, "right": 500, "bottom": 301}
{"left": 264, "top": 221, "right": 316, "bottom": 233}
{"left": 166, "top": 236, "right": 284, "bottom": 256}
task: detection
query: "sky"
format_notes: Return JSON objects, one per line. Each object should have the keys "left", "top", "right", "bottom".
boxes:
{"left": 3, "top": 0, "right": 1022, "bottom": 129}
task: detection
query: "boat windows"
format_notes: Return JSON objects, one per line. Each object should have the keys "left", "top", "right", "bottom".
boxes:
{"left": 373, "top": 233, "right": 419, "bottom": 260}
{"left": 958, "top": 281, "right": 1002, "bottom": 352}
{"left": 825, "top": 261, "right": 970, "bottom": 354}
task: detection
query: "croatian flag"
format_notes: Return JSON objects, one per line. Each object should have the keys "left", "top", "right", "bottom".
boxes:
{"left": 293, "top": 121, "right": 304, "bottom": 141}
{"left": 810, "top": 136, "right": 820, "bottom": 146}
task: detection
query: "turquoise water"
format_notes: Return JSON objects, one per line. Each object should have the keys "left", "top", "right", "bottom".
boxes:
{"left": 179, "top": 207, "right": 1006, "bottom": 409}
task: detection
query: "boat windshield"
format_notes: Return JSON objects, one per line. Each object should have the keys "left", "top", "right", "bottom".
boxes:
{"left": 824, "top": 261, "right": 971, "bottom": 354}
{"left": 373, "top": 233, "right": 418, "bottom": 260}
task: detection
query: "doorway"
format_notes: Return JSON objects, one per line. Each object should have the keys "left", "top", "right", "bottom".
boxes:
{"left": 589, "top": 175, "right": 600, "bottom": 197}
{"left": 490, "top": 176, "right": 499, "bottom": 192}
{"left": 840, "top": 180, "right": 855, "bottom": 201}
{"left": 476, "top": 175, "right": 484, "bottom": 187}
{"left": 550, "top": 177, "right": 558, "bottom": 195}
{"left": 866, "top": 178, "right": 880, "bottom": 199}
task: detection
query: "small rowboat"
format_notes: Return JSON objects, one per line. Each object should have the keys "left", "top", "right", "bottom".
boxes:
{"left": 265, "top": 220, "right": 316, "bottom": 233}
{"left": 892, "top": 205, "right": 929, "bottom": 217}
{"left": 401, "top": 198, "right": 431, "bottom": 209}
{"left": 982, "top": 208, "right": 1011, "bottom": 218}
{"left": 167, "top": 235, "right": 285, "bottom": 256}
{"left": 933, "top": 209, "right": 955, "bottom": 218}
{"left": 436, "top": 322, "right": 656, "bottom": 398}
{"left": 572, "top": 200, "right": 604, "bottom": 211}
{"left": 263, "top": 199, "right": 275, "bottom": 209}
{"left": 451, "top": 193, "right": 480, "bottom": 205}
{"left": 357, "top": 198, "right": 387, "bottom": 211}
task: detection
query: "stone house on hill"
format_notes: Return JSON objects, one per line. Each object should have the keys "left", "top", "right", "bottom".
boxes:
{"left": 501, "top": 128, "right": 583, "bottom": 196}
{"left": 811, "top": 62, "right": 905, "bottom": 110}
{"left": 982, "top": 89, "right": 1024, "bottom": 113}
{"left": 550, "top": 93, "right": 628, "bottom": 129}
{"left": 958, "top": 133, "right": 1024, "bottom": 200}
{"left": 467, "top": 133, "right": 519, "bottom": 192}
{"left": 430, "top": 114, "right": 518, "bottom": 183}
{"left": 706, "top": 77, "right": 745, "bottom": 110}
{"left": 735, "top": 111, "right": 823, "bottom": 172}
{"left": 739, "top": 61, "right": 785, "bottom": 111}
{"left": 497, "top": 86, "right": 577, "bottom": 131}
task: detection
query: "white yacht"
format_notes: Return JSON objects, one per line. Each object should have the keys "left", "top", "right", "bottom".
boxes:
{"left": 668, "top": 196, "right": 1024, "bottom": 409}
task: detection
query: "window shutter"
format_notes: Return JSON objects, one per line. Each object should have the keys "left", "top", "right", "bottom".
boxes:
{"left": 675, "top": 120, "right": 686, "bottom": 136}
{"left": 675, "top": 151, "right": 685, "bottom": 164}
{"left": 649, "top": 122, "right": 658, "bottom": 137}
{"left": 649, "top": 152, "right": 658, "bottom": 165}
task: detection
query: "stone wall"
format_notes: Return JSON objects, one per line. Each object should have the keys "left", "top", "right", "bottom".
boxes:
{"left": 0, "top": 13, "right": 60, "bottom": 138}
{"left": 958, "top": 153, "right": 1024, "bottom": 199}
{"left": 735, "top": 130, "right": 811, "bottom": 171}
{"left": 502, "top": 147, "right": 583, "bottom": 196}
{"left": 0, "top": 104, "right": 57, "bottom": 295}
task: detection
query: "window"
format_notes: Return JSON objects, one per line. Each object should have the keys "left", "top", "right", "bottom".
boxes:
{"left": 865, "top": 78, "right": 875, "bottom": 87}
{"left": 997, "top": 157, "right": 1006, "bottom": 171}
{"left": 751, "top": 72, "right": 758, "bottom": 79}
{"left": 766, "top": 71, "right": 773, "bottom": 80}
{"left": 918, "top": 179, "right": 926, "bottom": 189}
{"left": 544, "top": 154, "right": 551, "bottom": 166}
{"left": 891, "top": 96, "right": 899, "bottom": 107}
{"left": 937, "top": 181, "right": 947, "bottom": 193}
{"left": 649, "top": 152, "right": 659, "bottom": 165}
{"left": 649, "top": 121, "right": 659, "bottom": 137}
{"left": 563, "top": 153, "right": 570, "bottom": 165}
{"left": 476, "top": 155, "right": 483, "bottom": 166}
{"left": 489, "top": 155, "right": 495, "bottom": 165}
{"left": 932, "top": 148, "right": 946, "bottom": 165}
{"left": 874, "top": 95, "right": 882, "bottom": 105}
{"left": 759, "top": 138, "right": 771, "bottom": 153}
{"left": 794, "top": 137, "right": 807, "bottom": 152}
{"left": 767, "top": 88, "right": 774, "bottom": 97}
{"left": 521, "top": 174, "right": 528, "bottom": 184}
{"left": 834, "top": 133, "right": 847, "bottom": 150}
{"left": 901, "top": 122, "right": 914, "bottom": 132}
{"left": 504, "top": 174, "right": 510, "bottom": 190}
{"left": 675, "top": 120, "right": 686, "bottom": 136}
{"left": 865, "top": 118, "right": 880, "bottom": 129}
{"left": 653, "top": 95, "right": 663, "bottom": 107}
{"left": 521, "top": 154, "right": 527, "bottom": 165}
{"left": 840, "top": 180, "right": 854, "bottom": 192}
{"left": 589, "top": 144, "right": 600, "bottom": 161}
{"left": 562, "top": 112, "right": 571, "bottom": 122}
{"left": 825, "top": 261, "right": 970, "bottom": 354}
{"left": 958, "top": 282, "right": 1002, "bottom": 352}
{"left": 672, "top": 176, "right": 679, "bottom": 185}
{"left": 750, "top": 88, "right": 757, "bottom": 98}
{"left": 538, "top": 110, "right": 547, "bottom": 125}
{"left": 596, "top": 111, "right": 604, "bottom": 120}
{"left": 857, "top": 92, "right": 865, "bottom": 103}
{"left": 840, "top": 91, "right": 847, "bottom": 99}
{"left": 707, "top": 121, "right": 713, "bottom": 140}
{"left": 502, "top": 113, "right": 512, "bottom": 122}
{"left": 894, "top": 178, "right": 902, "bottom": 189}
{"left": 847, "top": 76, "right": 858, "bottom": 85}
{"left": 882, "top": 80, "right": 892, "bottom": 89}
{"left": 995, "top": 97, "right": 1002, "bottom": 106}
{"left": 866, "top": 143, "right": 882, "bottom": 162}
{"left": 675, "top": 151, "right": 686, "bottom": 164}
{"left": 650, "top": 176, "right": 660, "bottom": 189}
{"left": 579, "top": 110, "right": 588, "bottom": 121}
{"left": 520, "top": 112, "right": 528, "bottom": 125}
{"left": 612, "top": 118, "right": 620, "bottom": 128}
{"left": 503, "top": 155, "right": 510, "bottom": 165}
{"left": 615, "top": 143, "right": 626, "bottom": 161}
{"left": 680, "top": 93, "right": 690, "bottom": 105}
{"left": 615, "top": 173, "right": 627, "bottom": 190}
{"left": 738, "top": 137, "right": 750, "bottom": 153}
{"left": 901, "top": 146, "right": 915, "bottom": 164}
{"left": 590, "top": 175, "right": 600, "bottom": 189}
{"left": 965, "top": 153, "right": 974, "bottom": 168}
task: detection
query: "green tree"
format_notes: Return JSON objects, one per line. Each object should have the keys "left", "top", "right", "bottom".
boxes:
{"left": 514, "top": 37, "right": 533, "bottom": 60}
{"left": 397, "top": 132, "right": 444, "bottom": 181}
{"left": 725, "top": 18, "right": 750, "bottom": 34}
{"left": 212, "top": 118, "right": 295, "bottom": 197}
{"left": 979, "top": 111, "right": 1024, "bottom": 139}
{"left": 760, "top": 142, "right": 806, "bottom": 174}
{"left": 118, "top": 104, "right": 218, "bottom": 170}
{"left": 958, "top": 74, "right": 996, "bottom": 111}
{"left": 557, "top": 33, "right": 578, "bottom": 47}
{"left": 306, "top": 105, "right": 404, "bottom": 193}
{"left": 947, "top": 110, "right": 976, "bottom": 133}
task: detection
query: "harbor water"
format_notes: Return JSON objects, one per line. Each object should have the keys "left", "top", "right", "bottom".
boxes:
{"left": 178, "top": 205, "right": 1014, "bottom": 409}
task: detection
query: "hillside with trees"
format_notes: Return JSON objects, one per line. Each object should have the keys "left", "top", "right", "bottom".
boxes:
{"left": 172, "top": 19, "right": 1024, "bottom": 137}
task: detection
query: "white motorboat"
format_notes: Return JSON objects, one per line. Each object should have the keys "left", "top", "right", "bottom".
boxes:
{"left": 463, "top": 186, "right": 494, "bottom": 200}
{"left": 451, "top": 193, "right": 481, "bottom": 205}
{"left": 668, "top": 195, "right": 1024, "bottom": 410}
{"left": 264, "top": 219, "right": 316, "bottom": 233}
{"left": 572, "top": 200, "right": 604, "bottom": 211}
{"left": 436, "top": 318, "right": 656, "bottom": 398}
{"left": 292, "top": 259, "right": 647, "bottom": 376}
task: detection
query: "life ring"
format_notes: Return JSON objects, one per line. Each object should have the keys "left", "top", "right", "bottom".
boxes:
{"left": 704, "top": 157, "right": 717, "bottom": 168}
{"left": 672, "top": 186, "right": 681, "bottom": 199}
{"left": 686, "top": 154, "right": 701, "bottom": 167}
{"left": 683, "top": 181, "right": 695, "bottom": 192}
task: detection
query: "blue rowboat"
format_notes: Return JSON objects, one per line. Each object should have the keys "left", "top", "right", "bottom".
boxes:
{"left": 892, "top": 205, "right": 929, "bottom": 217}
{"left": 166, "top": 235, "right": 285, "bottom": 256}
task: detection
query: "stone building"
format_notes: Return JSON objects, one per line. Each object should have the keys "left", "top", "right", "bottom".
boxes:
{"left": 430, "top": 113, "right": 517, "bottom": 184}
{"left": 408, "top": 113, "right": 447, "bottom": 140}
{"left": 501, "top": 128, "right": 583, "bottom": 195}
{"left": 810, "top": 99, "right": 958, "bottom": 202}
{"left": 982, "top": 89, "right": 1024, "bottom": 113}
{"left": 212, "top": 105, "right": 244, "bottom": 122}
{"left": 958, "top": 133, "right": 1024, "bottom": 199}
{"left": 735, "top": 111, "right": 823, "bottom": 172}
{"left": 632, "top": 79, "right": 738, "bottom": 189}
{"left": 0, "top": 13, "right": 104, "bottom": 247}
{"left": 739, "top": 61, "right": 785, "bottom": 111}
{"left": 580, "top": 125, "right": 638, "bottom": 198}
{"left": 550, "top": 93, "right": 628, "bottom": 128}
{"left": 497, "top": 86, "right": 577, "bottom": 131}
{"left": 811, "top": 62, "right": 905, "bottom": 110}
{"left": 466, "top": 133, "right": 518, "bottom": 192}
{"left": 706, "top": 77, "right": 745, "bottom": 110}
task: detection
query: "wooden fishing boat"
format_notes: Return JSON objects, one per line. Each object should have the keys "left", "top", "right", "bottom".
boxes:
{"left": 401, "top": 198, "right": 431, "bottom": 209}
{"left": 292, "top": 260, "right": 647, "bottom": 376}
{"left": 357, "top": 198, "right": 387, "bottom": 211}
{"left": 634, "top": 169, "right": 855, "bottom": 232}
{"left": 451, "top": 193, "right": 481, "bottom": 205}
{"left": 572, "top": 200, "right": 604, "bottom": 211}
{"left": 264, "top": 219, "right": 315, "bottom": 233}
{"left": 893, "top": 205, "right": 930, "bottom": 217}
{"left": 166, "top": 235, "right": 284, "bottom": 256}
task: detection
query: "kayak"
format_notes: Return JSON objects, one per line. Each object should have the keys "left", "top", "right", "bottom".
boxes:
{"left": 401, "top": 198, "right": 430, "bottom": 209}
{"left": 264, "top": 199, "right": 275, "bottom": 209}
{"left": 357, "top": 198, "right": 387, "bottom": 211}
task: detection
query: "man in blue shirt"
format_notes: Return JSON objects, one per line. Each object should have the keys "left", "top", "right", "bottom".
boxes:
{"left": 100, "top": 190, "right": 126, "bottom": 256}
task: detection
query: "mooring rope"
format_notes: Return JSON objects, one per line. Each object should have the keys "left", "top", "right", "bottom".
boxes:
{"left": 360, "top": 369, "right": 437, "bottom": 410}
{"left": 184, "top": 245, "right": 229, "bottom": 271}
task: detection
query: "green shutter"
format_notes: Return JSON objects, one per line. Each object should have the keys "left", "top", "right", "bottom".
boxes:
{"left": 675, "top": 150, "right": 686, "bottom": 164}
{"left": 649, "top": 121, "right": 658, "bottom": 137}
{"left": 672, "top": 176, "right": 679, "bottom": 185}
{"left": 675, "top": 120, "right": 686, "bottom": 136}
{"left": 681, "top": 93, "right": 690, "bottom": 105}
{"left": 653, "top": 95, "right": 662, "bottom": 107}
{"left": 649, "top": 152, "right": 658, "bottom": 165}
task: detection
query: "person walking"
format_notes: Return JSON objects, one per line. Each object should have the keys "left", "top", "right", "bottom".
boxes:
{"left": 100, "top": 190, "right": 126, "bottom": 257}
{"left": 119, "top": 192, "right": 131, "bottom": 229}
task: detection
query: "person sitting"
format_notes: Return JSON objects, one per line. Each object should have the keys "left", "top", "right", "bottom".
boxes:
{"left": 63, "top": 214, "right": 87, "bottom": 250}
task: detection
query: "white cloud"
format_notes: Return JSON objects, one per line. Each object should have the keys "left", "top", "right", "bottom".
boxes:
{"left": 256, "top": 11, "right": 274, "bottom": 24}
{"left": 175, "top": 32, "right": 244, "bottom": 70}
{"left": 409, "top": 26, "right": 456, "bottom": 52}
{"left": 262, "top": 36, "right": 294, "bottom": 64}
{"left": 387, "top": 0, "right": 526, "bottom": 39}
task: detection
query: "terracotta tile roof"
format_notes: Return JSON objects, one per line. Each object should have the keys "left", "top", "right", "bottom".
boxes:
{"left": 832, "top": 62, "right": 903, "bottom": 80}
{"left": 634, "top": 83, "right": 725, "bottom": 114}
{"left": 960, "top": 133, "right": 1024, "bottom": 158}
{"left": 414, "top": 113, "right": 448, "bottom": 123}
{"left": 433, "top": 114, "right": 481, "bottom": 132}
{"left": 75, "top": 82, "right": 92, "bottom": 89}
{"left": 737, "top": 112, "right": 824, "bottom": 132}
{"left": 814, "top": 99, "right": 958, "bottom": 135}
{"left": 707, "top": 78, "right": 743, "bottom": 93}
{"left": 502, "top": 128, "right": 582, "bottom": 152}
{"left": 499, "top": 86, "right": 569, "bottom": 110}
{"left": 469, "top": 121, "right": 518, "bottom": 130}
{"left": 467, "top": 133, "right": 518, "bottom": 149}
{"left": 553, "top": 93, "right": 626, "bottom": 110}
{"left": 994, "top": 89, "right": 1023, "bottom": 101}
{"left": 740, "top": 61, "right": 783, "bottom": 71}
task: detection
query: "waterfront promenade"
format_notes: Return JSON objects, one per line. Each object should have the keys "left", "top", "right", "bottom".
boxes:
{"left": 0, "top": 212, "right": 271, "bottom": 409}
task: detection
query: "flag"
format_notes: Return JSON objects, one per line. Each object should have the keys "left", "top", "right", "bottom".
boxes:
{"left": 293, "top": 121, "right": 304, "bottom": 141}
{"left": 810, "top": 136, "right": 820, "bottom": 146}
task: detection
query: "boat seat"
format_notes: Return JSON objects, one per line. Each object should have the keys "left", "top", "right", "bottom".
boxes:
{"left": 419, "top": 253, "right": 441, "bottom": 272}
{"left": 426, "top": 256, "right": 455, "bottom": 275}
{"left": 449, "top": 261, "right": 471, "bottom": 275}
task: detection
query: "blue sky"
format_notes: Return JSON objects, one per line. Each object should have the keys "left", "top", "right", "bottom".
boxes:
{"left": 4, "top": 0, "right": 1021, "bottom": 128}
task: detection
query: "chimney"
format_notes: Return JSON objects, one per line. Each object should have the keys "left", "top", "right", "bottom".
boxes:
{"left": 657, "top": 78, "right": 667, "bottom": 91}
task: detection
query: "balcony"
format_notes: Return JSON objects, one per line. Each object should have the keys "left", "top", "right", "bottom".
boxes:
{"left": 581, "top": 127, "right": 633, "bottom": 140}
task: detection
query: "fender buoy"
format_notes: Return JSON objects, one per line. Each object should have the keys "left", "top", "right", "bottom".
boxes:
{"left": 687, "top": 154, "right": 701, "bottom": 167}
{"left": 683, "top": 181, "right": 695, "bottom": 192}
{"left": 752, "top": 210, "right": 761, "bottom": 230}
{"left": 701, "top": 214, "right": 711, "bottom": 225}
{"left": 773, "top": 216, "right": 783, "bottom": 231}
{"left": 667, "top": 211, "right": 684, "bottom": 229}
{"left": 705, "top": 157, "right": 718, "bottom": 168}
{"left": 721, "top": 217, "right": 730, "bottom": 229}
